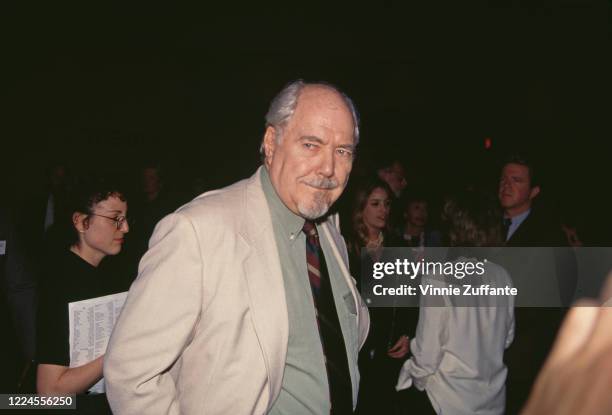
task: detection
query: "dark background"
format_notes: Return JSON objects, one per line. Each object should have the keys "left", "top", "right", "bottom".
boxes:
{"left": 2, "top": 1, "right": 611, "bottom": 241}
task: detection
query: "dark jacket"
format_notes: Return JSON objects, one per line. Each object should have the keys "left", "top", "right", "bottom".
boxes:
{"left": 506, "top": 208, "right": 567, "bottom": 247}
{"left": 0, "top": 205, "right": 37, "bottom": 392}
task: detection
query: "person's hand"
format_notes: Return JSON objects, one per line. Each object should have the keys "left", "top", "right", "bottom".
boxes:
{"left": 521, "top": 273, "right": 612, "bottom": 415}
{"left": 562, "top": 224, "right": 583, "bottom": 247}
{"left": 387, "top": 335, "right": 410, "bottom": 359}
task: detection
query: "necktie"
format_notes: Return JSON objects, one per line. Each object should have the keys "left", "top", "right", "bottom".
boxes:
{"left": 303, "top": 220, "right": 353, "bottom": 414}
{"left": 503, "top": 217, "right": 512, "bottom": 241}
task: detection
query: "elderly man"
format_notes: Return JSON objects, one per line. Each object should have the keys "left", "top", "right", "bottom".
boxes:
{"left": 104, "top": 81, "right": 369, "bottom": 414}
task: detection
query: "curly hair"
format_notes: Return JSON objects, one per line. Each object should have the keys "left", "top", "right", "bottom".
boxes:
{"left": 443, "top": 192, "right": 503, "bottom": 247}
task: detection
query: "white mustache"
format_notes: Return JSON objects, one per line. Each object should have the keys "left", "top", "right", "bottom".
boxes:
{"left": 301, "top": 177, "right": 339, "bottom": 190}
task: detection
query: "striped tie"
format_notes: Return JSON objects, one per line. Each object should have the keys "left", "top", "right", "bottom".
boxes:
{"left": 303, "top": 220, "right": 353, "bottom": 414}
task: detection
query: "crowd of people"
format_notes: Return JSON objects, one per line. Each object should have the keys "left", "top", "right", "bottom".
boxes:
{"left": 1, "top": 80, "right": 610, "bottom": 414}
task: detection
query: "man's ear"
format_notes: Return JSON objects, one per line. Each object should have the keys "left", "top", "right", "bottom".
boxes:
{"left": 263, "top": 126, "right": 278, "bottom": 166}
{"left": 72, "top": 212, "right": 88, "bottom": 233}
{"left": 529, "top": 185, "right": 541, "bottom": 200}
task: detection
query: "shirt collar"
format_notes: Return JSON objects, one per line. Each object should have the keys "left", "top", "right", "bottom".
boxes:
{"left": 260, "top": 166, "right": 305, "bottom": 244}
{"left": 507, "top": 208, "right": 531, "bottom": 226}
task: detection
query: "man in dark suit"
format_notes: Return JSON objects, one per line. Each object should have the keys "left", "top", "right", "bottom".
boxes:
{"left": 0, "top": 204, "right": 37, "bottom": 392}
{"left": 19, "top": 164, "right": 71, "bottom": 254}
{"left": 497, "top": 154, "right": 576, "bottom": 414}
{"left": 499, "top": 155, "right": 576, "bottom": 302}
{"left": 499, "top": 155, "right": 566, "bottom": 247}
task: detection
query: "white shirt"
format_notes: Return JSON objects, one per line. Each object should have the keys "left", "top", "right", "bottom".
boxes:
{"left": 396, "top": 259, "right": 515, "bottom": 415}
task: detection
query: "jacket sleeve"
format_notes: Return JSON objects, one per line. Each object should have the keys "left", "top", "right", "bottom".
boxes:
{"left": 104, "top": 212, "right": 203, "bottom": 415}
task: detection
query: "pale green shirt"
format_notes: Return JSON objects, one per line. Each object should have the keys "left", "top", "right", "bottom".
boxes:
{"left": 262, "top": 167, "right": 353, "bottom": 415}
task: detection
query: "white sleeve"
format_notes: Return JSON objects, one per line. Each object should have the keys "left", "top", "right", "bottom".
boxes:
{"left": 505, "top": 303, "right": 515, "bottom": 349}
{"left": 397, "top": 290, "right": 448, "bottom": 391}
{"left": 104, "top": 213, "right": 204, "bottom": 415}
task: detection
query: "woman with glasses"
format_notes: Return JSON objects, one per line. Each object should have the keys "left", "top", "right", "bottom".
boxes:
{"left": 36, "top": 179, "right": 129, "bottom": 414}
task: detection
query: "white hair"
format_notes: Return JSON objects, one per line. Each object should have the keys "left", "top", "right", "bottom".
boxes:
{"left": 260, "top": 80, "right": 360, "bottom": 155}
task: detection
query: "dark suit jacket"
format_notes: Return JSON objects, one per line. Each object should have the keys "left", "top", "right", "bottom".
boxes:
{"left": 0, "top": 205, "right": 37, "bottom": 391}
{"left": 505, "top": 208, "right": 577, "bottom": 304}
{"left": 502, "top": 207, "right": 575, "bottom": 413}
{"left": 506, "top": 208, "right": 567, "bottom": 247}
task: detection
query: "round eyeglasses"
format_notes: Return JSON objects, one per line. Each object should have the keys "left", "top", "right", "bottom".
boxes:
{"left": 90, "top": 213, "right": 129, "bottom": 229}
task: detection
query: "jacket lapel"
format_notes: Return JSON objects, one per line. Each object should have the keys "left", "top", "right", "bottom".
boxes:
{"left": 320, "top": 221, "right": 361, "bottom": 322}
{"left": 239, "top": 167, "right": 289, "bottom": 407}
{"left": 320, "top": 220, "right": 369, "bottom": 407}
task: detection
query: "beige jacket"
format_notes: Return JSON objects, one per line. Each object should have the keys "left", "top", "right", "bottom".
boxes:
{"left": 104, "top": 167, "right": 369, "bottom": 415}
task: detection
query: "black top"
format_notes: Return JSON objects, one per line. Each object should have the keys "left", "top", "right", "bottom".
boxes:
{"left": 37, "top": 250, "right": 123, "bottom": 366}
{"left": 348, "top": 232, "right": 417, "bottom": 355}
{"left": 36, "top": 250, "right": 124, "bottom": 414}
